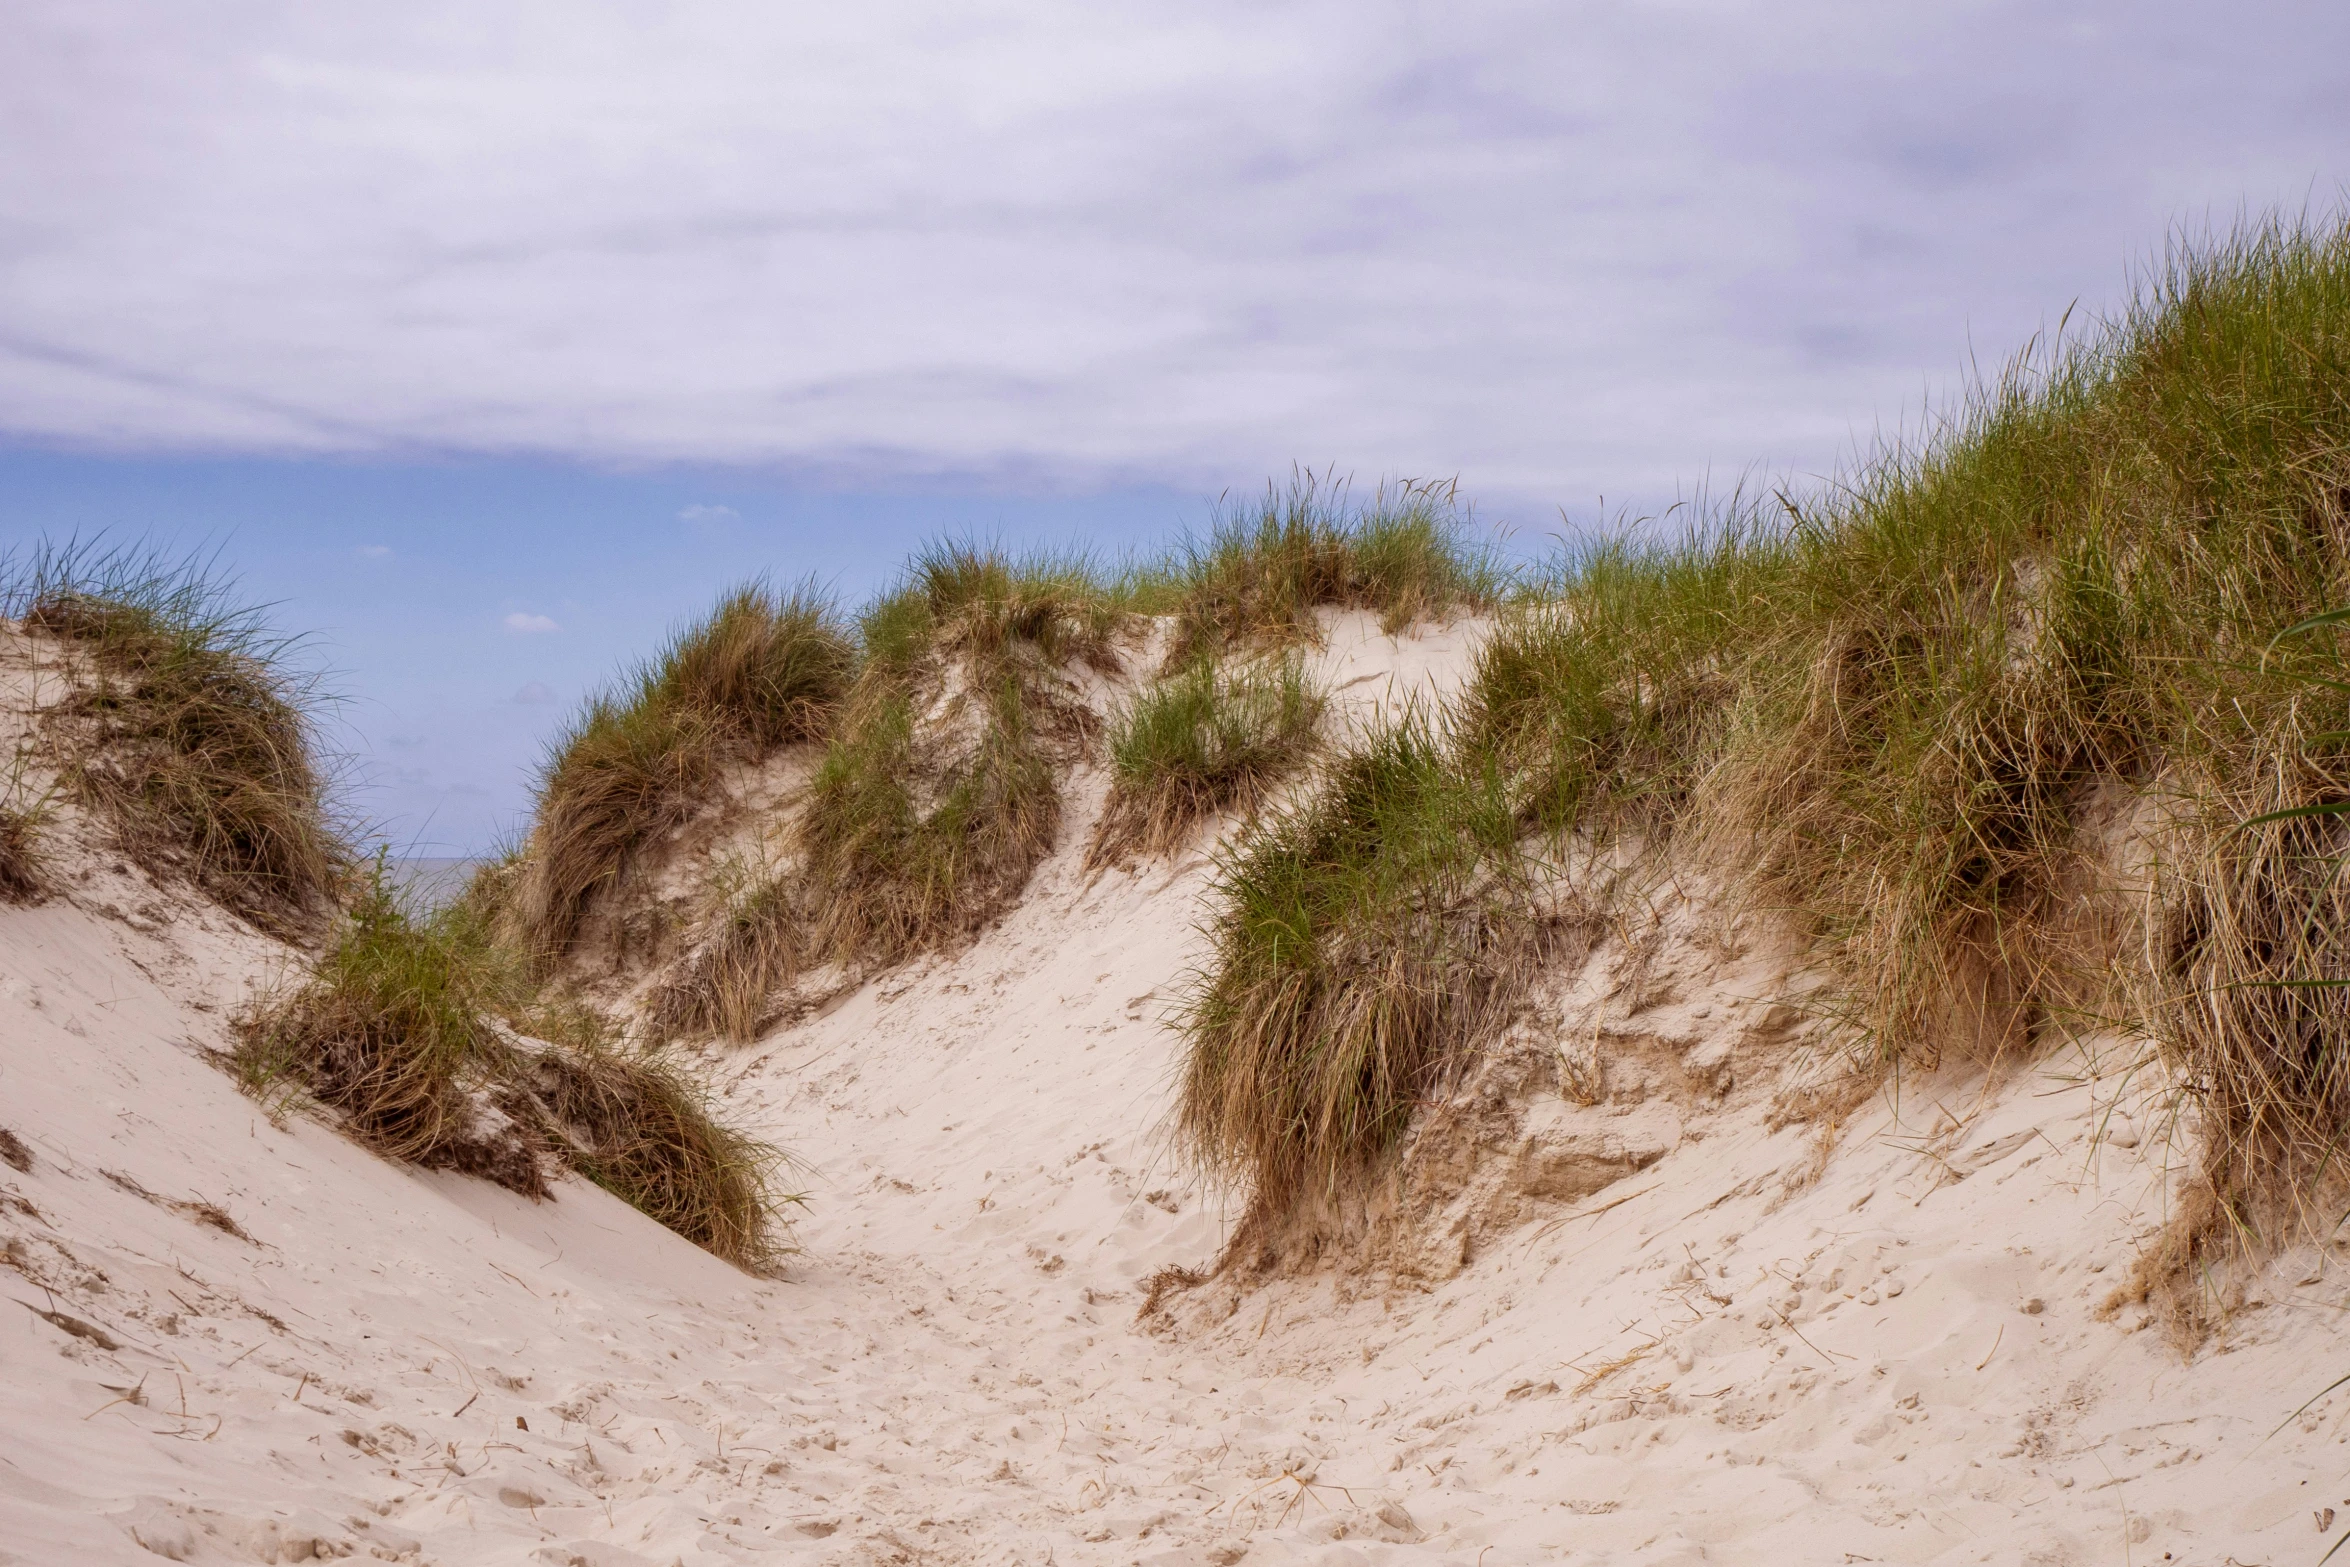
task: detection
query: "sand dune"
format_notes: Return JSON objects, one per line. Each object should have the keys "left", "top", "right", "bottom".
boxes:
{"left": 7, "top": 615, "right": 2350, "bottom": 1566}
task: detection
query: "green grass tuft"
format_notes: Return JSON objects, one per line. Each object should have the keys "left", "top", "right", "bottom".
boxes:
{"left": 792, "top": 542, "right": 1117, "bottom": 970}
{"left": 1177, "top": 709, "right": 1542, "bottom": 1219}
{"left": 233, "top": 861, "right": 511, "bottom": 1172}
{"left": 1162, "top": 472, "right": 1505, "bottom": 668}
{"left": 1087, "top": 653, "right": 1326, "bottom": 869}
{"left": 802, "top": 679, "right": 1060, "bottom": 966}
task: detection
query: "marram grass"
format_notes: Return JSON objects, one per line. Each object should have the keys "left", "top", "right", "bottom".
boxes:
{"left": 514, "top": 580, "right": 852, "bottom": 962}
{"left": 1180, "top": 214, "right": 2350, "bottom": 1286}
{"left": 5, "top": 542, "right": 340, "bottom": 932}
{"left": 235, "top": 858, "right": 797, "bottom": 1268}
{"left": 1159, "top": 471, "right": 1504, "bottom": 668}
{"left": 1087, "top": 652, "right": 1326, "bottom": 869}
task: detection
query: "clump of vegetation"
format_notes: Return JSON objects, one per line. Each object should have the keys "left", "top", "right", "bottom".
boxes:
{"left": 236, "top": 860, "right": 795, "bottom": 1267}
{"left": 524, "top": 1030, "right": 791, "bottom": 1269}
{"left": 1184, "top": 215, "right": 2350, "bottom": 1286}
{"left": 1178, "top": 711, "right": 1549, "bottom": 1235}
{"left": 1161, "top": 472, "right": 1504, "bottom": 668}
{"left": 0, "top": 739, "right": 54, "bottom": 905}
{"left": 233, "top": 865, "right": 522, "bottom": 1178}
{"left": 796, "top": 542, "right": 1119, "bottom": 969}
{"left": 1086, "top": 653, "right": 1325, "bottom": 869}
{"left": 514, "top": 582, "right": 852, "bottom": 963}
{"left": 646, "top": 866, "right": 801, "bottom": 1043}
{"left": 0, "top": 806, "right": 42, "bottom": 904}
{"left": 1459, "top": 529, "right": 1756, "bottom": 837}
{"left": 876, "top": 539, "right": 1126, "bottom": 691}
{"left": 6, "top": 545, "right": 339, "bottom": 932}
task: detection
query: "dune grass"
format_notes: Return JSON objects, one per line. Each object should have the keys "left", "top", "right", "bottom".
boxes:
{"left": 879, "top": 538, "right": 1127, "bottom": 687}
{"left": 1159, "top": 472, "right": 1505, "bottom": 669}
{"left": 1180, "top": 215, "right": 2350, "bottom": 1273}
{"left": 1178, "top": 710, "right": 1544, "bottom": 1223}
{"left": 515, "top": 582, "right": 852, "bottom": 963}
{"left": 645, "top": 866, "right": 801, "bottom": 1043}
{"left": 1086, "top": 653, "right": 1326, "bottom": 869}
{"left": 0, "top": 806, "right": 42, "bottom": 904}
{"left": 525, "top": 1030, "right": 793, "bottom": 1268}
{"left": 233, "top": 861, "right": 514, "bottom": 1173}
{"left": 1443, "top": 221, "right": 2350, "bottom": 1077}
{"left": 236, "top": 857, "right": 795, "bottom": 1266}
{"left": 793, "top": 542, "right": 1118, "bottom": 970}
{"left": 5, "top": 544, "right": 339, "bottom": 932}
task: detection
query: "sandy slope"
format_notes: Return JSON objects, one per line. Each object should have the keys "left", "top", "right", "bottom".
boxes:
{"left": 8, "top": 616, "right": 2350, "bottom": 1565}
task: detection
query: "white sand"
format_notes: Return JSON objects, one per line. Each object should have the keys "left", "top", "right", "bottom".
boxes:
{"left": 7, "top": 616, "right": 2350, "bottom": 1564}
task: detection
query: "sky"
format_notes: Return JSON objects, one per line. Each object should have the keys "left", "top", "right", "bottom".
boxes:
{"left": 2, "top": 2, "right": 2346, "bottom": 852}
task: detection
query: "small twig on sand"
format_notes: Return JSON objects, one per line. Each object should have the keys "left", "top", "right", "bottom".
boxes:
{"left": 83, "top": 1373, "right": 149, "bottom": 1420}
{"left": 1772, "top": 1308, "right": 1852, "bottom": 1369}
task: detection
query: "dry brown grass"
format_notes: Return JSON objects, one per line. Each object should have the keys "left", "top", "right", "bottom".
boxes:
{"left": 2136, "top": 743, "right": 2350, "bottom": 1290}
{"left": 235, "top": 861, "right": 796, "bottom": 1264}
{"left": 0, "top": 807, "right": 41, "bottom": 904}
{"left": 8, "top": 549, "right": 339, "bottom": 933}
{"left": 514, "top": 582, "right": 851, "bottom": 964}
{"left": 521, "top": 1034, "right": 794, "bottom": 1269}
{"left": 645, "top": 872, "right": 801, "bottom": 1043}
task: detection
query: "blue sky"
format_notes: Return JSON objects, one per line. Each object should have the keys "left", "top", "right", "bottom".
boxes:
{"left": 3, "top": 2, "right": 2346, "bottom": 850}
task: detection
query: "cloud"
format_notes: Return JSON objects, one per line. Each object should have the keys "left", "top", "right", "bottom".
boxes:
{"left": 512, "top": 680, "right": 558, "bottom": 704}
{"left": 503, "top": 612, "right": 560, "bottom": 634}
{"left": 678, "top": 503, "right": 739, "bottom": 524}
{"left": 355, "top": 543, "right": 392, "bottom": 560}
{"left": 0, "top": 4, "right": 2345, "bottom": 503}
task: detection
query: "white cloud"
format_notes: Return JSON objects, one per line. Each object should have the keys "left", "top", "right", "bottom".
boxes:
{"left": 0, "top": 5, "right": 2344, "bottom": 503}
{"left": 677, "top": 503, "right": 739, "bottom": 524}
{"left": 355, "top": 543, "right": 393, "bottom": 559}
{"left": 503, "top": 612, "right": 560, "bottom": 634}
{"left": 512, "top": 680, "right": 558, "bottom": 704}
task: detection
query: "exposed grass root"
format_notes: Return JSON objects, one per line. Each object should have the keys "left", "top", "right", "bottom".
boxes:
{"left": 1086, "top": 653, "right": 1324, "bottom": 870}
{"left": 8, "top": 546, "right": 339, "bottom": 933}
{"left": 1161, "top": 472, "right": 1502, "bottom": 669}
{"left": 514, "top": 582, "right": 851, "bottom": 965}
